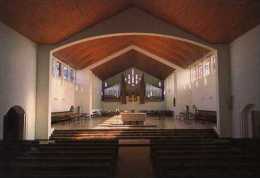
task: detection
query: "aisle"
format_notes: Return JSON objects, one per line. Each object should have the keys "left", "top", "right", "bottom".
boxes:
{"left": 117, "top": 140, "right": 153, "bottom": 178}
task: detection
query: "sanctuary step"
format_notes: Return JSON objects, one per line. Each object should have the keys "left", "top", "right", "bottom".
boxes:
{"left": 0, "top": 140, "right": 118, "bottom": 178}
{"left": 51, "top": 129, "right": 218, "bottom": 140}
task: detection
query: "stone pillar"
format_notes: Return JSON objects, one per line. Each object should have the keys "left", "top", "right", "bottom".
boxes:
{"left": 35, "top": 45, "right": 52, "bottom": 140}
{"left": 139, "top": 74, "right": 145, "bottom": 104}
{"left": 161, "top": 80, "right": 165, "bottom": 101}
{"left": 121, "top": 74, "right": 127, "bottom": 104}
{"left": 215, "top": 45, "right": 232, "bottom": 137}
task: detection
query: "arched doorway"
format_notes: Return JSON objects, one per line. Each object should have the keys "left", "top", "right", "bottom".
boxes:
{"left": 4, "top": 105, "right": 26, "bottom": 142}
{"left": 241, "top": 104, "right": 255, "bottom": 138}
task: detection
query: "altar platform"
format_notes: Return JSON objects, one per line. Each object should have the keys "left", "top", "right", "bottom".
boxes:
{"left": 120, "top": 112, "right": 146, "bottom": 125}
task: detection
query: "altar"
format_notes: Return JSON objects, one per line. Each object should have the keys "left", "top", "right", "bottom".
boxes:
{"left": 120, "top": 112, "right": 146, "bottom": 125}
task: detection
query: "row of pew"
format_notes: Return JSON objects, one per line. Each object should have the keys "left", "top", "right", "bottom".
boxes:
{"left": 2, "top": 128, "right": 259, "bottom": 177}
{"left": 51, "top": 111, "right": 81, "bottom": 123}
{"left": 151, "top": 138, "right": 260, "bottom": 178}
{"left": 51, "top": 129, "right": 218, "bottom": 140}
{"left": 0, "top": 139, "right": 118, "bottom": 178}
{"left": 140, "top": 110, "right": 174, "bottom": 117}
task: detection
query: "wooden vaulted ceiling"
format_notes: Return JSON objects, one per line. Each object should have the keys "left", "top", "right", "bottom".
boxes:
{"left": 134, "top": 0, "right": 260, "bottom": 43}
{"left": 0, "top": 0, "right": 260, "bottom": 44}
{"left": 91, "top": 49, "right": 175, "bottom": 80}
{"left": 0, "top": 0, "right": 129, "bottom": 44}
{"left": 53, "top": 35, "right": 210, "bottom": 69}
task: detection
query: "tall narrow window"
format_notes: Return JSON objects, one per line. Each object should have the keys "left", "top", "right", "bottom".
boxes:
{"left": 211, "top": 55, "right": 217, "bottom": 73}
{"left": 63, "top": 66, "right": 69, "bottom": 80}
{"left": 198, "top": 64, "right": 203, "bottom": 79}
{"left": 125, "top": 68, "right": 141, "bottom": 87}
{"left": 190, "top": 66, "right": 196, "bottom": 82}
{"left": 193, "top": 67, "right": 197, "bottom": 82}
{"left": 204, "top": 59, "right": 210, "bottom": 77}
{"left": 53, "top": 60, "right": 62, "bottom": 77}
{"left": 70, "top": 69, "right": 75, "bottom": 82}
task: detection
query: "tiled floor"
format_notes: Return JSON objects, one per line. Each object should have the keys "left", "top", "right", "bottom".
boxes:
{"left": 52, "top": 115, "right": 216, "bottom": 130}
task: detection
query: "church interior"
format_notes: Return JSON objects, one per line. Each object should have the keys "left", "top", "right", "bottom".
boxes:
{"left": 0, "top": 1, "right": 260, "bottom": 178}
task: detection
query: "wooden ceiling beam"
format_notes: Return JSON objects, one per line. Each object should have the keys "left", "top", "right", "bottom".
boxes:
{"left": 77, "top": 43, "right": 130, "bottom": 69}
{"left": 91, "top": 49, "right": 174, "bottom": 80}
{"left": 133, "top": 43, "right": 188, "bottom": 68}
{"left": 54, "top": 35, "right": 210, "bottom": 70}
{"left": 134, "top": 39, "right": 191, "bottom": 66}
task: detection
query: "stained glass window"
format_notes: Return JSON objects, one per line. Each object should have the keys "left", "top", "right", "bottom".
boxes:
{"left": 204, "top": 59, "right": 210, "bottom": 77}
{"left": 192, "top": 67, "right": 197, "bottom": 82}
{"left": 63, "top": 66, "right": 69, "bottom": 80}
{"left": 70, "top": 69, "right": 75, "bottom": 82}
{"left": 211, "top": 55, "right": 217, "bottom": 72}
{"left": 198, "top": 64, "right": 203, "bottom": 79}
{"left": 125, "top": 68, "right": 141, "bottom": 87}
{"left": 52, "top": 60, "right": 62, "bottom": 77}
{"left": 190, "top": 54, "right": 217, "bottom": 82}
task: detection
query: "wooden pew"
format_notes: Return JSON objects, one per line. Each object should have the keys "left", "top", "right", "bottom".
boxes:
{"left": 0, "top": 140, "right": 119, "bottom": 178}
{"left": 151, "top": 138, "right": 260, "bottom": 178}
{"left": 195, "top": 110, "right": 217, "bottom": 123}
{"left": 51, "top": 111, "right": 80, "bottom": 123}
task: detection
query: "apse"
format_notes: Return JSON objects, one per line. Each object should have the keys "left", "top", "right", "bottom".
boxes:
{"left": 101, "top": 67, "right": 165, "bottom": 105}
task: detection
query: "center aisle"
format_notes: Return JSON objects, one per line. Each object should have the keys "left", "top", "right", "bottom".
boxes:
{"left": 117, "top": 139, "right": 153, "bottom": 178}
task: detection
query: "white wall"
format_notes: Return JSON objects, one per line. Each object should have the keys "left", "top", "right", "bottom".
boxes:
{"left": 91, "top": 74, "right": 102, "bottom": 111}
{"left": 164, "top": 72, "right": 175, "bottom": 110}
{"left": 51, "top": 77, "right": 75, "bottom": 112}
{"left": 167, "top": 55, "right": 217, "bottom": 115}
{"left": 231, "top": 25, "right": 260, "bottom": 137}
{"left": 75, "top": 68, "right": 102, "bottom": 114}
{"left": 50, "top": 58, "right": 76, "bottom": 112}
{"left": 75, "top": 69, "right": 91, "bottom": 114}
{"left": 51, "top": 67, "right": 102, "bottom": 115}
{"left": 0, "top": 22, "right": 37, "bottom": 140}
{"left": 174, "top": 69, "right": 192, "bottom": 114}
{"left": 191, "top": 74, "right": 217, "bottom": 111}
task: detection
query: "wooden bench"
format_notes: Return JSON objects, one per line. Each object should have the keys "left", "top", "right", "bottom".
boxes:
{"left": 140, "top": 110, "right": 174, "bottom": 117}
{"left": 51, "top": 111, "right": 80, "bottom": 123}
{"left": 151, "top": 138, "right": 260, "bottom": 178}
{"left": 0, "top": 140, "right": 118, "bottom": 178}
{"left": 195, "top": 110, "right": 217, "bottom": 123}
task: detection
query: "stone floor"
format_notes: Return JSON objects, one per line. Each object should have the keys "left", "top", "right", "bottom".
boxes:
{"left": 52, "top": 115, "right": 216, "bottom": 130}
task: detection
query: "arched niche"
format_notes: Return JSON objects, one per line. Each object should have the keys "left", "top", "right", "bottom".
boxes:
{"left": 241, "top": 104, "right": 255, "bottom": 138}
{"left": 3, "top": 106, "right": 26, "bottom": 142}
